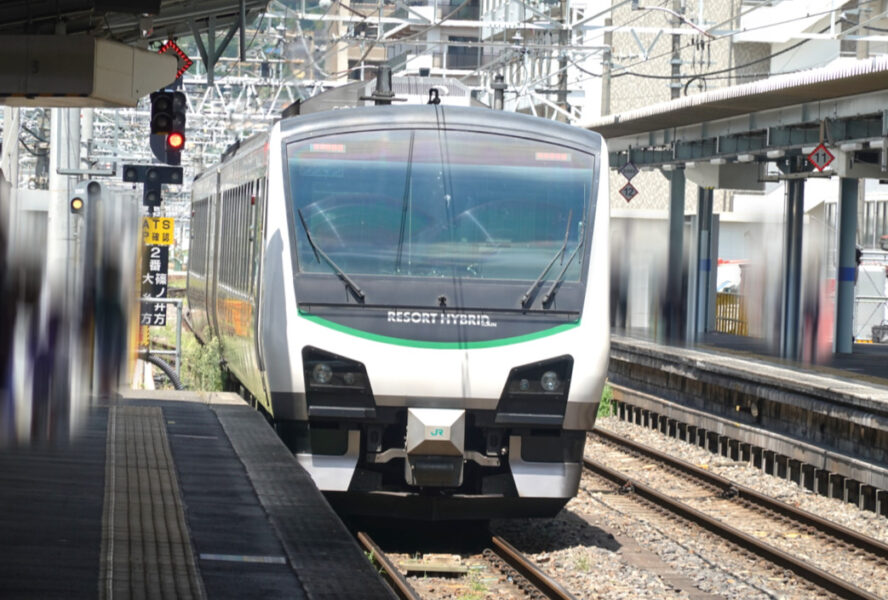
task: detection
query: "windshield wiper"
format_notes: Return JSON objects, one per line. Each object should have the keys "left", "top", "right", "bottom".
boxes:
{"left": 520, "top": 210, "right": 572, "bottom": 308}
{"left": 297, "top": 208, "right": 365, "bottom": 301}
{"left": 541, "top": 225, "right": 585, "bottom": 307}
{"left": 395, "top": 132, "right": 416, "bottom": 274}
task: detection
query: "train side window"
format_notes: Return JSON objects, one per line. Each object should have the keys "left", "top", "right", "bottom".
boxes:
{"left": 237, "top": 183, "right": 243, "bottom": 290}
{"left": 243, "top": 181, "right": 251, "bottom": 292}
{"left": 221, "top": 191, "right": 226, "bottom": 285}
{"left": 242, "top": 181, "right": 250, "bottom": 292}
{"left": 235, "top": 184, "right": 241, "bottom": 290}
{"left": 226, "top": 189, "right": 232, "bottom": 286}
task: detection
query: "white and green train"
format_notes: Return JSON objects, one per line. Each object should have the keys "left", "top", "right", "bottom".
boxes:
{"left": 187, "top": 104, "right": 610, "bottom": 519}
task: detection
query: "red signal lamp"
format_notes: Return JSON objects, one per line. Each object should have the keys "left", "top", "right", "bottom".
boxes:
{"left": 167, "top": 132, "right": 185, "bottom": 150}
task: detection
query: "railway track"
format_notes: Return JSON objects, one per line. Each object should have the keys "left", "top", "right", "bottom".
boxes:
{"left": 357, "top": 531, "right": 421, "bottom": 600}
{"left": 356, "top": 531, "right": 577, "bottom": 600}
{"left": 586, "top": 428, "right": 888, "bottom": 600}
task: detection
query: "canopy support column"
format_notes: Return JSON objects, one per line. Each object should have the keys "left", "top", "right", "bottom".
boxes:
{"left": 665, "top": 168, "right": 686, "bottom": 343}
{"left": 835, "top": 177, "right": 858, "bottom": 353}
{"left": 694, "top": 187, "right": 715, "bottom": 339}
{"left": 780, "top": 158, "right": 806, "bottom": 360}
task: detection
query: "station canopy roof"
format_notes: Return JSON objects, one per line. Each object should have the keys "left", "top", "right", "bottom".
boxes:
{"left": 0, "top": 0, "right": 268, "bottom": 44}
{"left": 584, "top": 56, "right": 888, "bottom": 140}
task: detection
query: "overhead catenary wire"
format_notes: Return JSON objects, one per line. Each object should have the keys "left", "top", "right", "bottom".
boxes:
{"left": 21, "top": 124, "right": 47, "bottom": 142}
{"left": 569, "top": 29, "right": 819, "bottom": 83}
{"left": 616, "top": 29, "right": 826, "bottom": 80}
{"left": 18, "top": 137, "right": 48, "bottom": 157}
{"left": 223, "top": 0, "right": 867, "bottom": 110}
{"left": 456, "top": 0, "right": 854, "bottom": 103}
{"left": 455, "top": 0, "right": 655, "bottom": 85}
{"left": 607, "top": 0, "right": 882, "bottom": 80}
{"left": 562, "top": 0, "right": 888, "bottom": 98}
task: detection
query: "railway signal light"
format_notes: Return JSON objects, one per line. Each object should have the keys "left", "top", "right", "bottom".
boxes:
{"left": 166, "top": 91, "right": 186, "bottom": 165}
{"left": 142, "top": 167, "right": 162, "bottom": 207}
{"left": 69, "top": 181, "right": 102, "bottom": 214}
{"left": 165, "top": 129, "right": 185, "bottom": 165}
{"left": 122, "top": 165, "right": 183, "bottom": 185}
{"left": 150, "top": 91, "right": 174, "bottom": 134}
{"left": 149, "top": 90, "right": 186, "bottom": 165}
{"left": 170, "top": 91, "right": 186, "bottom": 132}
{"left": 143, "top": 185, "right": 161, "bottom": 208}
{"left": 167, "top": 131, "right": 184, "bottom": 150}
{"left": 122, "top": 164, "right": 183, "bottom": 208}
{"left": 70, "top": 195, "right": 84, "bottom": 214}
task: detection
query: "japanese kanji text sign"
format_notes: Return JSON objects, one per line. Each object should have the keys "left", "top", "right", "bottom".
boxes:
{"left": 140, "top": 245, "right": 169, "bottom": 326}
{"left": 142, "top": 217, "right": 175, "bottom": 246}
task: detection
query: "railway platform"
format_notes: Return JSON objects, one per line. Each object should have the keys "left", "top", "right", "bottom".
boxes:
{"left": 0, "top": 390, "right": 394, "bottom": 599}
{"left": 609, "top": 334, "right": 888, "bottom": 516}
{"left": 699, "top": 332, "right": 888, "bottom": 385}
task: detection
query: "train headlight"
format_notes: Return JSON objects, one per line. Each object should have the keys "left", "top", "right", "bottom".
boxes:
{"left": 302, "top": 346, "right": 376, "bottom": 419}
{"left": 540, "top": 371, "right": 560, "bottom": 392}
{"left": 312, "top": 363, "right": 333, "bottom": 384}
{"left": 495, "top": 355, "right": 574, "bottom": 427}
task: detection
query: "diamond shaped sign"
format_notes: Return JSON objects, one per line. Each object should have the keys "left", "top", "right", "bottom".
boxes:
{"left": 619, "top": 161, "right": 639, "bottom": 181}
{"left": 619, "top": 182, "right": 639, "bottom": 203}
{"left": 158, "top": 40, "right": 194, "bottom": 80}
{"left": 807, "top": 143, "right": 835, "bottom": 172}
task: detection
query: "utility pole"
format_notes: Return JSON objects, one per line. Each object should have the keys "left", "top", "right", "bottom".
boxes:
{"left": 601, "top": 17, "right": 612, "bottom": 115}
{"left": 557, "top": 0, "right": 569, "bottom": 121}
{"left": 1, "top": 107, "right": 20, "bottom": 187}
{"left": 856, "top": 0, "right": 870, "bottom": 244}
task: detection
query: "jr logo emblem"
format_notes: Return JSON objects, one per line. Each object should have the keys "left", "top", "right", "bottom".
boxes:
{"left": 430, "top": 428, "right": 445, "bottom": 437}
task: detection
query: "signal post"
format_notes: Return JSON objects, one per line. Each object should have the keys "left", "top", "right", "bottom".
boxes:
{"left": 128, "top": 50, "right": 190, "bottom": 334}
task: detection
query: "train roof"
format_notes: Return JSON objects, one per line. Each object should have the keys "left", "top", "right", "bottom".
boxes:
{"left": 279, "top": 105, "right": 604, "bottom": 156}
{"left": 192, "top": 128, "right": 268, "bottom": 183}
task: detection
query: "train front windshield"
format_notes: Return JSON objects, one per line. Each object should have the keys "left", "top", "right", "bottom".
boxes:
{"left": 287, "top": 129, "right": 595, "bottom": 282}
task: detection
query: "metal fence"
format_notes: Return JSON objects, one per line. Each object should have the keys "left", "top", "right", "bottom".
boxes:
{"left": 140, "top": 297, "right": 184, "bottom": 377}
{"left": 715, "top": 292, "right": 748, "bottom": 335}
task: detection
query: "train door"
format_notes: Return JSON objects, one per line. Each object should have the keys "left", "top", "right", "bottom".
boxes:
{"left": 251, "top": 176, "right": 267, "bottom": 375}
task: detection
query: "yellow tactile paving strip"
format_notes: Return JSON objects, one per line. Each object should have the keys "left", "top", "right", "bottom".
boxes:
{"left": 99, "top": 406, "right": 204, "bottom": 600}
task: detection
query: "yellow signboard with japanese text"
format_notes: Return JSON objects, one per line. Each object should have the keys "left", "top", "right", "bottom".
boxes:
{"left": 142, "top": 217, "right": 175, "bottom": 246}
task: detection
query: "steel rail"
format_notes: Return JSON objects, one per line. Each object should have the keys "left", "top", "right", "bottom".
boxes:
{"left": 490, "top": 536, "right": 578, "bottom": 600}
{"left": 583, "top": 456, "right": 882, "bottom": 600}
{"left": 592, "top": 428, "right": 888, "bottom": 558}
{"left": 356, "top": 531, "right": 421, "bottom": 600}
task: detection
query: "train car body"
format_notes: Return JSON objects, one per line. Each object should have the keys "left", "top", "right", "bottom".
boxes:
{"left": 187, "top": 105, "right": 609, "bottom": 519}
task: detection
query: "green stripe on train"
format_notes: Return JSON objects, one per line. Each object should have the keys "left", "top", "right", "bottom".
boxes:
{"left": 298, "top": 312, "right": 579, "bottom": 349}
